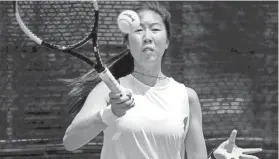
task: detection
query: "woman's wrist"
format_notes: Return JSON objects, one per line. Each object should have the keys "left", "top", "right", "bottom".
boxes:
{"left": 99, "top": 106, "right": 120, "bottom": 126}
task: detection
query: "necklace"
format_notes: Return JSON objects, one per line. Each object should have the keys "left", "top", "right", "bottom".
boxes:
{"left": 133, "top": 70, "right": 167, "bottom": 80}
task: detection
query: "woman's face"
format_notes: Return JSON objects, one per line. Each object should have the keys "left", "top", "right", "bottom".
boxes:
{"left": 127, "top": 9, "right": 169, "bottom": 67}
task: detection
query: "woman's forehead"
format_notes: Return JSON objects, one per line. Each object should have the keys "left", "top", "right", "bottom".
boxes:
{"left": 138, "top": 10, "right": 164, "bottom": 25}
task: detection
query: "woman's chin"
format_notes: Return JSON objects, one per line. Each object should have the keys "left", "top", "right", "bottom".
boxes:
{"left": 144, "top": 57, "right": 159, "bottom": 64}
{"left": 143, "top": 54, "right": 158, "bottom": 62}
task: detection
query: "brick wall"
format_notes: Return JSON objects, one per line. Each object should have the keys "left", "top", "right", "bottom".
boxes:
{"left": 2, "top": 1, "right": 139, "bottom": 46}
{"left": 0, "top": 1, "right": 277, "bottom": 159}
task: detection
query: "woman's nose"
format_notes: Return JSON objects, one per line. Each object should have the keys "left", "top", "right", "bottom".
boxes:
{"left": 143, "top": 38, "right": 152, "bottom": 44}
{"left": 143, "top": 30, "right": 152, "bottom": 44}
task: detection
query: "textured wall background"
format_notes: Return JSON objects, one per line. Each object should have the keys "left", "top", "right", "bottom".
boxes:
{"left": 0, "top": 1, "right": 277, "bottom": 159}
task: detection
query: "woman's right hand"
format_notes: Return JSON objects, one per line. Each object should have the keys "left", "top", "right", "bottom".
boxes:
{"left": 109, "top": 90, "right": 135, "bottom": 117}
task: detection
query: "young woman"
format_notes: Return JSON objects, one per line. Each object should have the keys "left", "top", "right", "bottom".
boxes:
{"left": 63, "top": 2, "right": 262, "bottom": 159}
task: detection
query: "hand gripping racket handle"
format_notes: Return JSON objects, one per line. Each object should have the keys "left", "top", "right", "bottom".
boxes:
{"left": 98, "top": 67, "right": 125, "bottom": 94}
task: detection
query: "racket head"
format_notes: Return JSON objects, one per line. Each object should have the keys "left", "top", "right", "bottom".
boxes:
{"left": 13, "top": 0, "right": 125, "bottom": 75}
{"left": 13, "top": 0, "right": 99, "bottom": 51}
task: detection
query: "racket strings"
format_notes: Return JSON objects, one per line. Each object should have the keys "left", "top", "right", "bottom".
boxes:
{"left": 16, "top": 1, "right": 96, "bottom": 46}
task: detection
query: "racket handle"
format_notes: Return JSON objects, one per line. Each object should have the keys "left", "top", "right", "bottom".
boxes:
{"left": 98, "top": 67, "right": 124, "bottom": 94}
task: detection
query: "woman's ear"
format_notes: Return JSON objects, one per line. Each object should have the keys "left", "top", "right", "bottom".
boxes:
{"left": 165, "top": 39, "right": 169, "bottom": 49}
{"left": 126, "top": 43, "right": 130, "bottom": 50}
{"left": 124, "top": 34, "right": 130, "bottom": 49}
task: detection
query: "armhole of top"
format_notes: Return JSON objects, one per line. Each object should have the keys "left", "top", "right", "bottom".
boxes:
{"left": 183, "top": 85, "right": 191, "bottom": 133}
{"left": 186, "top": 86, "right": 190, "bottom": 114}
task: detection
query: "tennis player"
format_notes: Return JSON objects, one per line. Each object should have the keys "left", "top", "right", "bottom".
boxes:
{"left": 63, "top": 1, "right": 262, "bottom": 159}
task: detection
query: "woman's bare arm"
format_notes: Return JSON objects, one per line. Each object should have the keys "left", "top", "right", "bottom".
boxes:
{"left": 63, "top": 81, "right": 110, "bottom": 151}
{"left": 185, "top": 87, "right": 207, "bottom": 159}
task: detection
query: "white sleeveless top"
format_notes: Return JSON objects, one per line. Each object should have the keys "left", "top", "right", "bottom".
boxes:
{"left": 100, "top": 74, "right": 190, "bottom": 159}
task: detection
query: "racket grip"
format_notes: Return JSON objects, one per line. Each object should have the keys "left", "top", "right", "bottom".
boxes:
{"left": 98, "top": 67, "right": 124, "bottom": 94}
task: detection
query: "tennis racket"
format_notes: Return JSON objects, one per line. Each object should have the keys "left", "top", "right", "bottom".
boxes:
{"left": 13, "top": 0, "right": 126, "bottom": 94}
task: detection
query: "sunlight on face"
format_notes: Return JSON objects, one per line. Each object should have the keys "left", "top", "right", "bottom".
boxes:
{"left": 127, "top": 9, "right": 169, "bottom": 67}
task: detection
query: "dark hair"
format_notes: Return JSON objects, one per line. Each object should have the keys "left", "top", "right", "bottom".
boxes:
{"left": 124, "top": 1, "right": 172, "bottom": 43}
{"left": 66, "top": 1, "right": 172, "bottom": 117}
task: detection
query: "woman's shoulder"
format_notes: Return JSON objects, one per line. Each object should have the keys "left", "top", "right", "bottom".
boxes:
{"left": 170, "top": 79, "right": 199, "bottom": 102}
{"left": 183, "top": 86, "right": 201, "bottom": 113}
{"left": 185, "top": 87, "right": 199, "bottom": 102}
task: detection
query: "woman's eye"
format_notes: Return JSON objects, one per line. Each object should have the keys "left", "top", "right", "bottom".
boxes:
{"left": 152, "top": 28, "right": 161, "bottom": 31}
{"left": 135, "top": 28, "right": 143, "bottom": 32}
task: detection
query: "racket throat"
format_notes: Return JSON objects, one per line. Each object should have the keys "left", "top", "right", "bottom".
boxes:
{"left": 93, "top": 47, "right": 105, "bottom": 73}
{"left": 94, "top": 63, "right": 105, "bottom": 73}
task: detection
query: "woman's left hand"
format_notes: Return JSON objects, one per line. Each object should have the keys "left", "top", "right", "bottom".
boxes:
{"left": 213, "top": 130, "right": 262, "bottom": 159}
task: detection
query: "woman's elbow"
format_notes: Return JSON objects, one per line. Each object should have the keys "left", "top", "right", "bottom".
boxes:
{"left": 63, "top": 133, "right": 78, "bottom": 151}
{"left": 62, "top": 125, "right": 91, "bottom": 151}
{"left": 63, "top": 125, "right": 83, "bottom": 151}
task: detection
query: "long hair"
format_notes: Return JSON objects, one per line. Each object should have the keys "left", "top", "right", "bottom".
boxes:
{"left": 66, "top": 1, "right": 172, "bottom": 117}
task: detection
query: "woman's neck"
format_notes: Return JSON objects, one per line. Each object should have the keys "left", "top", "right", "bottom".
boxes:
{"left": 132, "top": 63, "right": 168, "bottom": 87}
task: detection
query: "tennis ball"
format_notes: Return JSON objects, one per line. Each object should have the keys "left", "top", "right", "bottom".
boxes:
{"left": 117, "top": 10, "right": 140, "bottom": 34}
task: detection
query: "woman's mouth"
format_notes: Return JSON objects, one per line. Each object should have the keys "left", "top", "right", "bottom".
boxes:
{"left": 142, "top": 47, "right": 154, "bottom": 52}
